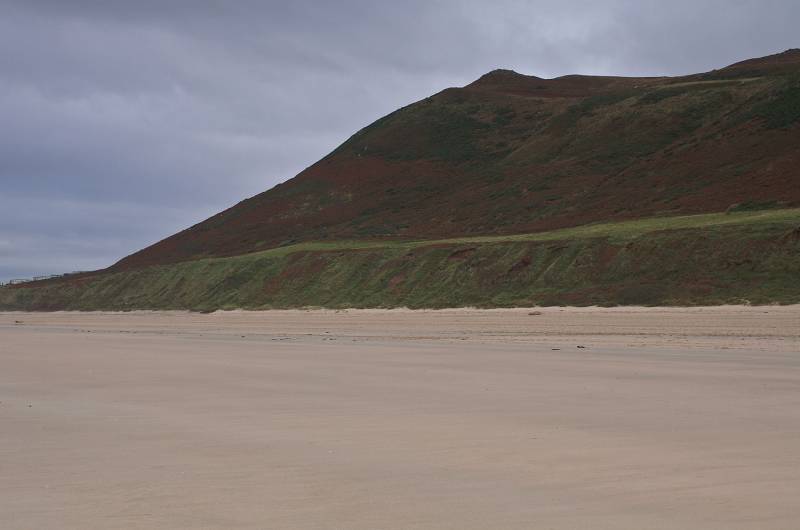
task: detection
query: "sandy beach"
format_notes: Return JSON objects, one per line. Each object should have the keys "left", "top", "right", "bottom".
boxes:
{"left": 2, "top": 306, "right": 799, "bottom": 529}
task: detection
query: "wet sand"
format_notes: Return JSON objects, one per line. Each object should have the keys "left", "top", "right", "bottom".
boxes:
{"left": 2, "top": 306, "right": 799, "bottom": 529}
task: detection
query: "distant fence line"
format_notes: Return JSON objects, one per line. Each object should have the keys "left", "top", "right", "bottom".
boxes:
{"left": 0, "top": 271, "right": 89, "bottom": 287}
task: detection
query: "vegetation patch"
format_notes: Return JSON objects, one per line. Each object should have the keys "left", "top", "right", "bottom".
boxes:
{"left": 726, "top": 200, "right": 782, "bottom": 213}
{"left": 753, "top": 76, "right": 800, "bottom": 128}
{"left": 638, "top": 86, "right": 689, "bottom": 105}
{"left": 553, "top": 91, "right": 637, "bottom": 130}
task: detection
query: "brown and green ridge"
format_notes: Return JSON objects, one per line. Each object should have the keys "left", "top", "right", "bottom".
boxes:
{"left": 3, "top": 50, "right": 800, "bottom": 309}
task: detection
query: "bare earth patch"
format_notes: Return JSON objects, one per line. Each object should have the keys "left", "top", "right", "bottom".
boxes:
{"left": 1, "top": 306, "right": 799, "bottom": 529}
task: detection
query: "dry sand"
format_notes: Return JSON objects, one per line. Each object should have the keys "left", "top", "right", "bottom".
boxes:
{"left": 1, "top": 306, "right": 799, "bottom": 529}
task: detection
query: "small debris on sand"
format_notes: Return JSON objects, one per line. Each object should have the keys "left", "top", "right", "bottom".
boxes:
{"left": 528, "top": 311, "right": 542, "bottom": 316}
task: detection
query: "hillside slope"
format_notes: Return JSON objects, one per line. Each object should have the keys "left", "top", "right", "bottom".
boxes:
{"left": 3, "top": 209, "right": 799, "bottom": 310}
{"left": 113, "top": 49, "right": 800, "bottom": 271}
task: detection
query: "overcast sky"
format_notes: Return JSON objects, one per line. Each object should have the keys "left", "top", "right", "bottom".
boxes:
{"left": 1, "top": 0, "right": 798, "bottom": 281}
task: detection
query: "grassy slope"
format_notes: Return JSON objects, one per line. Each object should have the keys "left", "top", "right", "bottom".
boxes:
{"left": 3, "top": 210, "right": 798, "bottom": 311}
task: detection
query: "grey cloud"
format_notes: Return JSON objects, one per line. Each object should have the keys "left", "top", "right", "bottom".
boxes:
{"left": 1, "top": 0, "right": 797, "bottom": 280}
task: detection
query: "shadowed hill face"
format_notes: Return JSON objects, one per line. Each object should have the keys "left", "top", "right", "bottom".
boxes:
{"left": 113, "top": 50, "right": 800, "bottom": 270}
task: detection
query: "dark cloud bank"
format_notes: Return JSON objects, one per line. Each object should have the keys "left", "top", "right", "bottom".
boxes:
{"left": 2, "top": 0, "right": 798, "bottom": 281}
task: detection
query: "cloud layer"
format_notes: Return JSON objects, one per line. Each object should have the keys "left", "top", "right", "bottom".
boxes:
{"left": 2, "top": 0, "right": 798, "bottom": 280}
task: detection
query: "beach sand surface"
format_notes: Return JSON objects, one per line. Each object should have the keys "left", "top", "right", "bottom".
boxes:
{"left": 1, "top": 306, "right": 799, "bottom": 529}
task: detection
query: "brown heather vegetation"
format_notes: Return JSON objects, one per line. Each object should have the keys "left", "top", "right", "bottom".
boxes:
{"left": 114, "top": 49, "right": 800, "bottom": 270}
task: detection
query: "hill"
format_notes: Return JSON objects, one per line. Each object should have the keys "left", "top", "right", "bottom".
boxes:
{"left": 112, "top": 49, "right": 800, "bottom": 271}
{"left": 2, "top": 50, "right": 799, "bottom": 310}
